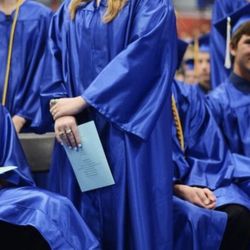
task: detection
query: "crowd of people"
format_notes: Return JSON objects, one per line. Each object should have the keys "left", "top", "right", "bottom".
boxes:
{"left": 1, "top": 0, "right": 250, "bottom": 249}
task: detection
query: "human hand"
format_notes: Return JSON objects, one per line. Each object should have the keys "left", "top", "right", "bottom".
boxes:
{"left": 174, "top": 184, "right": 216, "bottom": 209}
{"left": 12, "top": 115, "right": 26, "bottom": 133}
{"left": 54, "top": 115, "right": 81, "bottom": 149}
{"left": 50, "top": 96, "right": 88, "bottom": 120}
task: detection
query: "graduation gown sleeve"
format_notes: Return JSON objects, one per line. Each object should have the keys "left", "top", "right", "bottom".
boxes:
{"left": 0, "top": 105, "right": 34, "bottom": 186}
{"left": 41, "top": 0, "right": 177, "bottom": 140}
{"left": 82, "top": 0, "right": 177, "bottom": 139}
{"left": 172, "top": 81, "right": 234, "bottom": 190}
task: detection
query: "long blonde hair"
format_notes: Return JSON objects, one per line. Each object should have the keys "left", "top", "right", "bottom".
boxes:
{"left": 69, "top": 0, "right": 127, "bottom": 23}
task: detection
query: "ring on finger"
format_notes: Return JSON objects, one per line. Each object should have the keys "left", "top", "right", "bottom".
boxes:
{"left": 65, "top": 128, "right": 72, "bottom": 134}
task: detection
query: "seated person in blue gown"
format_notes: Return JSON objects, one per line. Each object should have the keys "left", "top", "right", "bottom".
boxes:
{"left": 207, "top": 3, "right": 250, "bottom": 157}
{"left": 192, "top": 34, "right": 211, "bottom": 95}
{"left": 0, "top": 104, "right": 100, "bottom": 250}
{"left": 172, "top": 40, "right": 226, "bottom": 250}
{"left": 210, "top": 0, "right": 249, "bottom": 88}
{"left": 172, "top": 67, "right": 250, "bottom": 249}
{"left": 0, "top": 0, "right": 52, "bottom": 133}
{"left": 172, "top": 43, "right": 250, "bottom": 250}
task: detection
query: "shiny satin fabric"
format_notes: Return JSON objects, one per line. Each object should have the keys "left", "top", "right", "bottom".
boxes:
{"left": 173, "top": 196, "right": 227, "bottom": 250}
{"left": 40, "top": 0, "right": 177, "bottom": 249}
{"left": 1, "top": 105, "right": 34, "bottom": 186}
{"left": 207, "top": 74, "right": 250, "bottom": 156}
{"left": 172, "top": 80, "right": 233, "bottom": 189}
{"left": 210, "top": 0, "right": 247, "bottom": 88}
{"left": 0, "top": 0, "right": 52, "bottom": 131}
{"left": 172, "top": 80, "right": 250, "bottom": 249}
{"left": 0, "top": 105, "right": 100, "bottom": 249}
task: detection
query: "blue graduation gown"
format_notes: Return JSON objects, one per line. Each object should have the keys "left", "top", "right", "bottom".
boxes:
{"left": 41, "top": 0, "right": 177, "bottom": 249}
{"left": 207, "top": 73, "right": 250, "bottom": 156}
{"left": 172, "top": 80, "right": 250, "bottom": 249}
{"left": 173, "top": 196, "right": 227, "bottom": 250}
{"left": 0, "top": 105, "right": 100, "bottom": 250}
{"left": 210, "top": 0, "right": 247, "bottom": 89}
{"left": 172, "top": 80, "right": 226, "bottom": 250}
{"left": 0, "top": 0, "right": 52, "bottom": 131}
{"left": 195, "top": 83, "right": 209, "bottom": 97}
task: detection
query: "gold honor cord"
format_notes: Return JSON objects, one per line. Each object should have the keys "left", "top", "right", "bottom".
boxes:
{"left": 171, "top": 95, "right": 184, "bottom": 151}
{"left": 2, "top": 0, "right": 22, "bottom": 106}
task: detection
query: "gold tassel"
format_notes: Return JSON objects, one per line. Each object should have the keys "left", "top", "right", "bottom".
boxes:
{"left": 2, "top": 0, "right": 23, "bottom": 106}
{"left": 172, "top": 95, "right": 184, "bottom": 151}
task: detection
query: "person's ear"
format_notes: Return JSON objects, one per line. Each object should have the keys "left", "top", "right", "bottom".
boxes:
{"left": 230, "top": 42, "right": 237, "bottom": 57}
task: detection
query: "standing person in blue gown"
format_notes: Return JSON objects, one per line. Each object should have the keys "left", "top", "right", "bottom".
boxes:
{"left": 40, "top": 0, "right": 177, "bottom": 249}
{"left": 210, "top": 0, "right": 248, "bottom": 88}
{"left": 0, "top": 0, "right": 52, "bottom": 133}
{"left": 208, "top": 3, "right": 250, "bottom": 157}
{"left": 0, "top": 104, "right": 100, "bottom": 250}
{"left": 172, "top": 79, "right": 250, "bottom": 250}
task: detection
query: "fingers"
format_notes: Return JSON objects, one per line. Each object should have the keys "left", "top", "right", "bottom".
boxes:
{"left": 54, "top": 109, "right": 64, "bottom": 120}
{"left": 50, "top": 104, "right": 57, "bottom": 120}
{"left": 50, "top": 104, "right": 64, "bottom": 120}
{"left": 194, "top": 188, "right": 216, "bottom": 209}
{"left": 203, "top": 188, "right": 216, "bottom": 209}
{"left": 71, "top": 125, "right": 81, "bottom": 146}
{"left": 192, "top": 195, "right": 206, "bottom": 208}
{"left": 57, "top": 127, "right": 76, "bottom": 148}
{"left": 206, "top": 201, "right": 216, "bottom": 209}
{"left": 55, "top": 126, "right": 65, "bottom": 145}
{"left": 49, "top": 97, "right": 88, "bottom": 120}
{"left": 65, "top": 127, "right": 78, "bottom": 149}
{"left": 195, "top": 188, "right": 211, "bottom": 206}
{"left": 203, "top": 188, "right": 216, "bottom": 202}
{"left": 54, "top": 116, "right": 82, "bottom": 149}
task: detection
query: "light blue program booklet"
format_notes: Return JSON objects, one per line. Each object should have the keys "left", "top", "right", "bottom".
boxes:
{"left": 63, "top": 121, "right": 115, "bottom": 192}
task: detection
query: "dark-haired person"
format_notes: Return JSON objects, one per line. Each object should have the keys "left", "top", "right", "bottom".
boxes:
{"left": 208, "top": 4, "right": 250, "bottom": 158}
{"left": 210, "top": 0, "right": 249, "bottom": 88}
{"left": 40, "top": 0, "right": 178, "bottom": 249}
{"left": 173, "top": 39, "right": 250, "bottom": 250}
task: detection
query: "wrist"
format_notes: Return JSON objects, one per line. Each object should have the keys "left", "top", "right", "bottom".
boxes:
{"left": 174, "top": 184, "right": 186, "bottom": 196}
{"left": 76, "top": 96, "right": 89, "bottom": 110}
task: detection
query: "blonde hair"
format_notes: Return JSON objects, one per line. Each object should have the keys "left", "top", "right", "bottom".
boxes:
{"left": 69, "top": 0, "right": 127, "bottom": 23}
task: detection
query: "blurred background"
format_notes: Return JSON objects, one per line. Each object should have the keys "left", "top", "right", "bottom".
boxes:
{"left": 38, "top": 0, "right": 214, "bottom": 40}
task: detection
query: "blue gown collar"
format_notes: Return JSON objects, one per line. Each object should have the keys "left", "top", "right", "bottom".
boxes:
{"left": 0, "top": 0, "right": 26, "bottom": 18}
{"left": 230, "top": 72, "right": 250, "bottom": 93}
{"left": 0, "top": 1, "right": 45, "bottom": 22}
{"left": 198, "top": 83, "right": 210, "bottom": 95}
